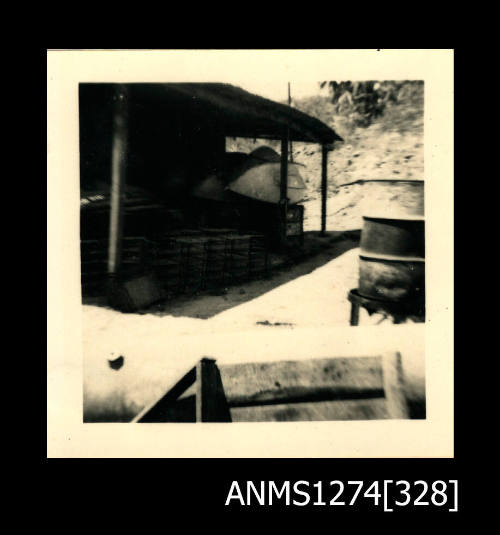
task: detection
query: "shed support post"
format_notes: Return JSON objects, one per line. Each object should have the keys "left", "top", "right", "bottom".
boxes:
{"left": 321, "top": 144, "right": 328, "bottom": 236}
{"left": 107, "top": 85, "right": 129, "bottom": 289}
{"left": 288, "top": 82, "right": 293, "bottom": 162}
{"left": 280, "top": 135, "right": 289, "bottom": 248}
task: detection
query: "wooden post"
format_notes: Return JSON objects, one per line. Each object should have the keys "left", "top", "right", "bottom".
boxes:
{"left": 196, "top": 358, "right": 219, "bottom": 422}
{"left": 280, "top": 135, "right": 289, "bottom": 247}
{"left": 288, "top": 83, "right": 293, "bottom": 162}
{"left": 321, "top": 144, "right": 328, "bottom": 236}
{"left": 381, "top": 352, "right": 410, "bottom": 419}
{"left": 107, "top": 84, "right": 129, "bottom": 278}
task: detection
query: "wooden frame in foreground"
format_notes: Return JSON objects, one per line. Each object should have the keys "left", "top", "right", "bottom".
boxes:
{"left": 132, "top": 352, "right": 417, "bottom": 423}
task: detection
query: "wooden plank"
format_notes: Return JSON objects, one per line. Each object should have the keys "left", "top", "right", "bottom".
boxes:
{"left": 218, "top": 356, "right": 384, "bottom": 408}
{"left": 226, "top": 385, "right": 383, "bottom": 408}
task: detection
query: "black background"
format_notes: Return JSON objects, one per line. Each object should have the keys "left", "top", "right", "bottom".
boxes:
{"left": 40, "top": 47, "right": 465, "bottom": 519}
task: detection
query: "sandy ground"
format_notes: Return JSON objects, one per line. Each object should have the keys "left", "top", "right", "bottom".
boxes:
{"left": 82, "top": 245, "right": 424, "bottom": 421}
{"left": 140, "top": 233, "right": 358, "bottom": 319}
{"left": 210, "top": 247, "right": 360, "bottom": 329}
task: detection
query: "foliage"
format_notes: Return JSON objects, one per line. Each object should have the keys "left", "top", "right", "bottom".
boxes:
{"left": 318, "top": 80, "right": 423, "bottom": 128}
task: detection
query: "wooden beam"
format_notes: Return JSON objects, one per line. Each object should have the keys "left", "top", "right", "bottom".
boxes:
{"left": 321, "top": 144, "right": 328, "bottom": 236}
{"left": 280, "top": 135, "right": 289, "bottom": 247}
{"left": 107, "top": 84, "right": 129, "bottom": 276}
{"left": 219, "top": 356, "right": 384, "bottom": 405}
{"left": 132, "top": 365, "right": 196, "bottom": 422}
{"left": 227, "top": 385, "right": 384, "bottom": 408}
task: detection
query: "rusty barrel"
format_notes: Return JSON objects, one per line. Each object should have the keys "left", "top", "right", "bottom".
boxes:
{"left": 358, "top": 179, "right": 425, "bottom": 306}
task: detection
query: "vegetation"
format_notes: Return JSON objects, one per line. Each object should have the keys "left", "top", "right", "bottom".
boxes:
{"left": 296, "top": 80, "right": 424, "bottom": 135}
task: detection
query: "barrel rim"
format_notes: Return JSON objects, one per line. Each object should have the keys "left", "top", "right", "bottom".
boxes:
{"left": 348, "top": 288, "right": 425, "bottom": 307}
{"left": 359, "top": 252, "right": 425, "bottom": 263}
{"left": 339, "top": 178, "right": 425, "bottom": 187}
{"left": 360, "top": 178, "right": 425, "bottom": 184}
{"left": 362, "top": 214, "right": 425, "bottom": 222}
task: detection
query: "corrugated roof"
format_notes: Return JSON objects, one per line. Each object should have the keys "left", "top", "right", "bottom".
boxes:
{"left": 97, "top": 83, "right": 342, "bottom": 145}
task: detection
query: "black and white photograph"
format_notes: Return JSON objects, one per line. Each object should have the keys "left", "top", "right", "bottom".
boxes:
{"left": 47, "top": 50, "right": 453, "bottom": 457}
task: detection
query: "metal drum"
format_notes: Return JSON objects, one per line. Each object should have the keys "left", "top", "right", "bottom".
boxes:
{"left": 358, "top": 255, "right": 425, "bottom": 302}
{"left": 357, "top": 179, "right": 425, "bottom": 311}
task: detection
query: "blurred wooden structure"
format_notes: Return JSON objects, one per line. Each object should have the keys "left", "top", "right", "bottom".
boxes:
{"left": 133, "top": 352, "right": 417, "bottom": 423}
{"left": 81, "top": 230, "right": 269, "bottom": 301}
{"left": 80, "top": 83, "right": 342, "bottom": 305}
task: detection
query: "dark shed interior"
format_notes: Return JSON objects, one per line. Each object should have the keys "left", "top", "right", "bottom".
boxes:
{"left": 79, "top": 83, "right": 341, "bottom": 302}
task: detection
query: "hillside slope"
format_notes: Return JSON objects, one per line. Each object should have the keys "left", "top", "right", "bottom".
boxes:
{"left": 295, "top": 82, "right": 424, "bottom": 230}
{"left": 228, "top": 82, "right": 424, "bottom": 231}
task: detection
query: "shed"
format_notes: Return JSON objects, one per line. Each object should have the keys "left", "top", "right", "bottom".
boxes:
{"left": 79, "top": 83, "right": 342, "bottom": 278}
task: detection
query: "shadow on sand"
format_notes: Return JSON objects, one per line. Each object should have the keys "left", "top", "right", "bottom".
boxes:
{"left": 82, "top": 230, "right": 361, "bottom": 320}
{"left": 147, "top": 230, "right": 360, "bottom": 319}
